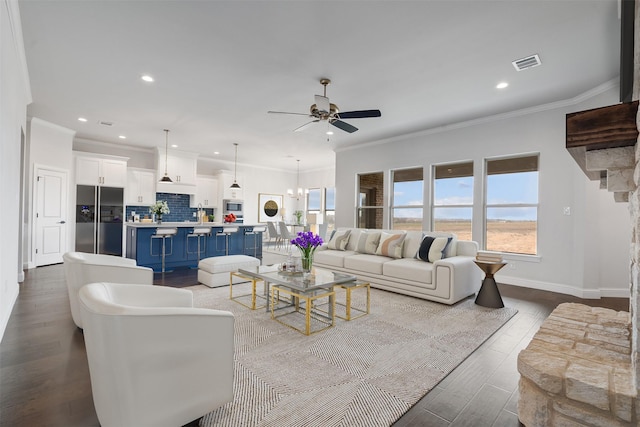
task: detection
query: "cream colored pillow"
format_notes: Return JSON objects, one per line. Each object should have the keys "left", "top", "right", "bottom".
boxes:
{"left": 327, "top": 229, "right": 351, "bottom": 251}
{"left": 375, "top": 232, "right": 406, "bottom": 259}
{"left": 355, "top": 232, "right": 381, "bottom": 254}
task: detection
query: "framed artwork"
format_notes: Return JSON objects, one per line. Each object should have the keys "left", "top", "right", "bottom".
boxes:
{"left": 258, "top": 193, "right": 283, "bottom": 223}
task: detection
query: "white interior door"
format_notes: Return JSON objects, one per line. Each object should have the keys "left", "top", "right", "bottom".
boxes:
{"left": 35, "top": 167, "right": 68, "bottom": 266}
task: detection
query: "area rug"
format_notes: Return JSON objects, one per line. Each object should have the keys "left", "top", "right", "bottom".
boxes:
{"left": 191, "top": 283, "right": 517, "bottom": 427}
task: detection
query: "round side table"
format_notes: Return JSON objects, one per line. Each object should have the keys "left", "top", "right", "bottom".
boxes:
{"left": 473, "top": 261, "right": 506, "bottom": 308}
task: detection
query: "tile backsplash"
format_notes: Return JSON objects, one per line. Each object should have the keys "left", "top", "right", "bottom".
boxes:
{"left": 125, "top": 193, "right": 215, "bottom": 222}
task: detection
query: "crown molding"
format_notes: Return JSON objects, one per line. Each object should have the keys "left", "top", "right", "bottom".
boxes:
{"left": 337, "top": 78, "right": 619, "bottom": 154}
{"left": 5, "top": 0, "right": 32, "bottom": 104}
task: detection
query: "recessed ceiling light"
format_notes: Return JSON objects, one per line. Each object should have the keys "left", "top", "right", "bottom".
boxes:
{"left": 326, "top": 131, "right": 334, "bottom": 135}
{"left": 118, "top": 135, "right": 126, "bottom": 139}
{"left": 78, "top": 117, "right": 87, "bottom": 122}
{"left": 214, "top": 151, "right": 220, "bottom": 155}
{"left": 496, "top": 82, "right": 509, "bottom": 89}
{"left": 171, "top": 144, "right": 178, "bottom": 148}
{"left": 141, "top": 75, "right": 154, "bottom": 82}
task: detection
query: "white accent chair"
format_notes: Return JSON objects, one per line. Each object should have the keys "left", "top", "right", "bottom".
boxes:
{"left": 78, "top": 282, "right": 234, "bottom": 427}
{"left": 62, "top": 252, "right": 153, "bottom": 328}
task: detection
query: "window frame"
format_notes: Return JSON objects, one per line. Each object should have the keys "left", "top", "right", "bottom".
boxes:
{"left": 357, "top": 171, "right": 384, "bottom": 229}
{"left": 431, "top": 161, "right": 474, "bottom": 241}
{"left": 390, "top": 167, "right": 424, "bottom": 231}
{"left": 483, "top": 153, "right": 539, "bottom": 256}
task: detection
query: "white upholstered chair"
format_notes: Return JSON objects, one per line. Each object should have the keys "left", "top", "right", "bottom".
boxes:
{"left": 78, "top": 282, "right": 234, "bottom": 427}
{"left": 62, "top": 252, "right": 153, "bottom": 328}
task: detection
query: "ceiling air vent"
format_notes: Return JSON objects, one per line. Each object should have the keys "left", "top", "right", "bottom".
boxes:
{"left": 512, "top": 54, "right": 541, "bottom": 71}
{"left": 98, "top": 120, "right": 113, "bottom": 127}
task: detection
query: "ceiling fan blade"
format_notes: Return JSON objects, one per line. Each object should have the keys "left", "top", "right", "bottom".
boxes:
{"left": 294, "top": 120, "right": 320, "bottom": 132}
{"left": 268, "top": 111, "right": 311, "bottom": 116}
{"left": 336, "top": 109, "right": 382, "bottom": 119}
{"left": 331, "top": 119, "right": 358, "bottom": 133}
{"left": 315, "top": 95, "right": 330, "bottom": 113}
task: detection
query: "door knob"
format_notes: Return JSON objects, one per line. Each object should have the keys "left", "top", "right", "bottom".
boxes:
{"left": 58, "top": 220, "right": 66, "bottom": 224}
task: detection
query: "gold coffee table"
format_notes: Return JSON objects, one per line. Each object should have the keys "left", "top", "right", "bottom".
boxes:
{"left": 271, "top": 285, "right": 335, "bottom": 335}
{"left": 335, "top": 280, "right": 370, "bottom": 321}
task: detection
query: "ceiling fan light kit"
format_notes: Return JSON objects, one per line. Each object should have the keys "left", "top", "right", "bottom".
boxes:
{"left": 268, "top": 78, "right": 381, "bottom": 134}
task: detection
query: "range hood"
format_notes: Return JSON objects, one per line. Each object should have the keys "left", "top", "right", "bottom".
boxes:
{"left": 156, "top": 181, "right": 196, "bottom": 195}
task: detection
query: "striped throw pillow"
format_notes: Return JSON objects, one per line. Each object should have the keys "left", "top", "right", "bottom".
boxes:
{"left": 375, "top": 232, "right": 406, "bottom": 259}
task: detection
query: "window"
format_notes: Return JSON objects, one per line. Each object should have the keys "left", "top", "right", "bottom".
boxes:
{"left": 357, "top": 172, "right": 384, "bottom": 229}
{"left": 432, "top": 162, "right": 473, "bottom": 241}
{"left": 391, "top": 167, "right": 423, "bottom": 231}
{"left": 324, "top": 187, "right": 335, "bottom": 237}
{"left": 485, "top": 154, "right": 538, "bottom": 255}
{"left": 307, "top": 188, "right": 321, "bottom": 212}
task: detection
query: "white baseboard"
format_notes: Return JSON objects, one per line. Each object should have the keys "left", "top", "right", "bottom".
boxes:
{"left": 497, "top": 275, "right": 630, "bottom": 300}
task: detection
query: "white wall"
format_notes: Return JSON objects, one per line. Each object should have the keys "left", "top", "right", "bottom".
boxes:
{"left": 26, "top": 118, "right": 75, "bottom": 267}
{"left": 1, "top": 0, "right": 32, "bottom": 340}
{"left": 335, "top": 82, "right": 630, "bottom": 298}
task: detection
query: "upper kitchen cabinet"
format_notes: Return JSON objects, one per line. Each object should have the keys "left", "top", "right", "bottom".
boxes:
{"left": 156, "top": 148, "right": 198, "bottom": 194}
{"left": 75, "top": 153, "right": 128, "bottom": 187}
{"left": 190, "top": 176, "right": 219, "bottom": 208}
{"left": 126, "top": 168, "right": 156, "bottom": 206}
{"left": 217, "top": 171, "right": 243, "bottom": 200}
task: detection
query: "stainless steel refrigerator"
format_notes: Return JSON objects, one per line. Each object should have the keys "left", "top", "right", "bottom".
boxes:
{"left": 75, "top": 185, "right": 124, "bottom": 255}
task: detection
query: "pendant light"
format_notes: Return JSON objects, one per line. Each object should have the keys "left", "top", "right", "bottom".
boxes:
{"left": 159, "top": 129, "right": 173, "bottom": 183}
{"left": 230, "top": 143, "right": 241, "bottom": 189}
{"left": 288, "top": 159, "right": 303, "bottom": 199}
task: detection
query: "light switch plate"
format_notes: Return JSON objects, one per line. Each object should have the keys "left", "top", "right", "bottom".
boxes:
{"left": 563, "top": 207, "right": 571, "bottom": 216}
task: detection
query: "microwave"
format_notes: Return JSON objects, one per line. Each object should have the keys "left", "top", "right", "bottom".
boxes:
{"left": 223, "top": 199, "right": 243, "bottom": 214}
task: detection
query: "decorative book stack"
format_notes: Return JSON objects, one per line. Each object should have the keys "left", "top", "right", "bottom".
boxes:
{"left": 476, "top": 250, "right": 503, "bottom": 263}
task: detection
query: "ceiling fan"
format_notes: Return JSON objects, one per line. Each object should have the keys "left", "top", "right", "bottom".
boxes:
{"left": 268, "top": 78, "right": 381, "bottom": 133}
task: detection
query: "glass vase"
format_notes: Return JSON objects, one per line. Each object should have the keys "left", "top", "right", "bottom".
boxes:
{"left": 300, "top": 251, "right": 313, "bottom": 273}
{"left": 156, "top": 214, "right": 162, "bottom": 224}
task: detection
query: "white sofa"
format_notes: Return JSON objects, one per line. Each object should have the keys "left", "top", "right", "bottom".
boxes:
{"left": 314, "top": 228, "right": 481, "bottom": 305}
{"left": 79, "top": 282, "right": 234, "bottom": 427}
{"left": 63, "top": 252, "right": 154, "bottom": 328}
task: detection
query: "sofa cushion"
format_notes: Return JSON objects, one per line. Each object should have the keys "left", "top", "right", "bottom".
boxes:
{"left": 344, "top": 254, "right": 390, "bottom": 275}
{"left": 327, "top": 229, "right": 351, "bottom": 250}
{"left": 313, "top": 250, "right": 357, "bottom": 268}
{"left": 402, "top": 231, "right": 423, "bottom": 259}
{"left": 355, "top": 231, "right": 381, "bottom": 254}
{"left": 376, "top": 232, "right": 406, "bottom": 259}
{"left": 345, "top": 228, "right": 364, "bottom": 251}
{"left": 383, "top": 258, "right": 433, "bottom": 284}
{"left": 416, "top": 236, "right": 452, "bottom": 262}
{"left": 423, "top": 232, "right": 458, "bottom": 257}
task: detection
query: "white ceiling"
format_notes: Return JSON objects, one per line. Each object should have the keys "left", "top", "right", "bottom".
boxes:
{"left": 19, "top": 0, "right": 620, "bottom": 172}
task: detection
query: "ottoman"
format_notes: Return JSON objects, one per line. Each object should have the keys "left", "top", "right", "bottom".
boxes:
{"left": 198, "top": 255, "right": 260, "bottom": 288}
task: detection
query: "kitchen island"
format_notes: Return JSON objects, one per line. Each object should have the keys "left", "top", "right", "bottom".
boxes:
{"left": 125, "top": 222, "right": 263, "bottom": 272}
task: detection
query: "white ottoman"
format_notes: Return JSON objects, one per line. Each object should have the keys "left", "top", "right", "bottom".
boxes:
{"left": 198, "top": 255, "right": 260, "bottom": 288}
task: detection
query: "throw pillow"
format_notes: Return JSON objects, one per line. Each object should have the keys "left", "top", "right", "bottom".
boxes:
{"left": 327, "top": 229, "right": 351, "bottom": 251}
{"left": 416, "top": 236, "right": 452, "bottom": 262}
{"left": 355, "top": 232, "right": 381, "bottom": 254}
{"left": 375, "top": 232, "right": 406, "bottom": 259}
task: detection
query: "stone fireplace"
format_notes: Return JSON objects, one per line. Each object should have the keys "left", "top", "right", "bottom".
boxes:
{"left": 517, "top": 24, "right": 640, "bottom": 424}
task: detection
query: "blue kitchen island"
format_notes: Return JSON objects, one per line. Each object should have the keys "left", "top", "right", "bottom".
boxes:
{"left": 125, "top": 222, "right": 263, "bottom": 272}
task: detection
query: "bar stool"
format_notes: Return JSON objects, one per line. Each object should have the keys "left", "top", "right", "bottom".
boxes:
{"left": 187, "top": 227, "right": 211, "bottom": 267}
{"left": 216, "top": 227, "right": 239, "bottom": 256}
{"left": 244, "top": 226, "right": 266, "bottom": 258}
{"left": 150, "top": 228, "right": 178, "bottom": 273}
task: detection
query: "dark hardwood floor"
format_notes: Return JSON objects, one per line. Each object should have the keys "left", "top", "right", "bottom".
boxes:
{"left": 0, "top": 259, "right": 629, "bottom": 426}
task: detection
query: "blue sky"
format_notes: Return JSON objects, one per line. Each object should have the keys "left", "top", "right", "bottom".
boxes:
{"left": 393, "top": 172, "right": 538, "bottom": 221}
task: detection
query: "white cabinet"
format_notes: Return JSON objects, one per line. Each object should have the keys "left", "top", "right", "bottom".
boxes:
{"left": 156, "top": 148, "right": 198, "bottom": 184}
{"left": 218, "top": 171, "right": 244, "bottom": 200}
{"left": 126, "top": 169, "right": 156, "bottom": 206}
{"left": 191, "top": 176, "right": 218, "bottom": 208}
{"left": 76, "top": 154, "right": 128, "bottom": 187}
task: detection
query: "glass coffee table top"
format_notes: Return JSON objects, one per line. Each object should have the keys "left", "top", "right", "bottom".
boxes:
{"left": 238, "top": 266, "right": 357, "bottom": 294}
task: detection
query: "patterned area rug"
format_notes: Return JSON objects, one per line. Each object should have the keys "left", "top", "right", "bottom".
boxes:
{"left": 192, "top": 283, "right": 517, "bottom": 427}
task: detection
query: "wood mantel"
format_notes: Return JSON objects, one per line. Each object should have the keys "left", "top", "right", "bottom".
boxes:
{"left": 566, "top": 101, "right": 638, "bottom": 180}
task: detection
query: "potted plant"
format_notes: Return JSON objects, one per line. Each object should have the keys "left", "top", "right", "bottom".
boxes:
{"left": 149, "top": 200, "right": 170, "bottom": 223}
{"left": 290, "top": 231, "right": 323, "bottom": 272}
{"left": 294, "top": 210, "right": 304, "bottom": 225}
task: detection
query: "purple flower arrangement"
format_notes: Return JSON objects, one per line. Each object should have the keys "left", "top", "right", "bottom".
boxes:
{"left": 291, "top": 231, "right": 324, "bottom": 258}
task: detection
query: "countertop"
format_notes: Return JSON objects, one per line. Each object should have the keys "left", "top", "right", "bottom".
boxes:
{"left": 125, "top": 222, "right": 262, "bottom": 228}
